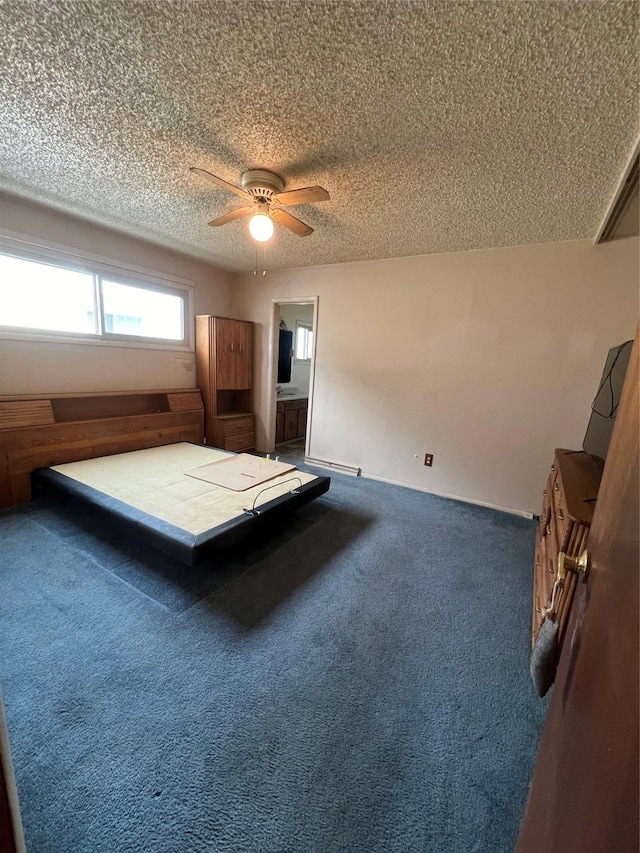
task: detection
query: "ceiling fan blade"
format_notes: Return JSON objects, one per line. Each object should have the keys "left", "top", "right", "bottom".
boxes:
{"left": 208, "top": 206, "right": 254, "bottom": 226}
{"left": 271, "top": 208, "right": 314, "bottom": 237}
{"left": 190, "top": 167, "right": 252, "bottom": 199}
{"left": 273, "top": 186, "right": 330, "bottom": 206}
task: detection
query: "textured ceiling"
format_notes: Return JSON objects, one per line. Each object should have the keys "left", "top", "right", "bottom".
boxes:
{"left": 0, "top": 1, "right": 638, "bottom": 272}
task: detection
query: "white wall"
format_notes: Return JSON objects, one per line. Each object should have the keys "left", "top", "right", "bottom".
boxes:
{"left": 233, "top": 237, "right": 639, "bottom": 515}
{"left": 278, "top": 303, "right": 314, "bottom": 394}
{"left": 0, "top": 193, "right": 234, "bottom": 394}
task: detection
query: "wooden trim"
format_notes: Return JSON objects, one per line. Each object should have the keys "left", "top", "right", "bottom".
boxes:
{"left": 0, "top": 400, "right": 55, "bottom": 429}
{"left": 0, "top": 388, "right": 198, "bottom": 402}
{"left": 195, "top": 314, "right": 254, "bottom": 325}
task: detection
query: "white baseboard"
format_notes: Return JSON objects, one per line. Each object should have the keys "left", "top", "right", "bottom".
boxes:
{"left": 304, "top": 457, "right": 361, "bottom": 477}
{"left": 360, "top": 472, "right": 535, "bottom": 519}
{"left": 301, "top": 457, "right": 534, "bottom": 518}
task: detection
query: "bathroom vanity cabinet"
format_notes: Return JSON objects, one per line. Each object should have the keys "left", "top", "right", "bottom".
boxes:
{"left": 275, "top": 396, "right": 308, "bottom": 444}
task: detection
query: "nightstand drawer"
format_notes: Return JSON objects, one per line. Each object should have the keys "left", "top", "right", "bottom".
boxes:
{"left": 223, "top": 415, "right": 254, "bottom": 437}
{"left": 224, "top": 431, "right": 254, "bottom": 452}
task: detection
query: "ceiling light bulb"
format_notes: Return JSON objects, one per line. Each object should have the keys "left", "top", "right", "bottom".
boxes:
{"left": 249, "top": 213, "right": 274, "bottom": 242}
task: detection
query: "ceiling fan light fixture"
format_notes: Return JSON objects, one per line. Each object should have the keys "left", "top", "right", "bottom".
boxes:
{"left": 249, "top": 213, "right": 274, "bottom": 242}
{"left": 193, "top": 166, "right": 328, "bottom": 240}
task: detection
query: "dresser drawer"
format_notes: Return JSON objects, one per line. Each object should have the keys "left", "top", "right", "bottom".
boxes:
{"left": 551, "top": 486, "right": 571, "bottom": 550}
{"left": 539, "top": 483, "right": 552, "bottom": 531}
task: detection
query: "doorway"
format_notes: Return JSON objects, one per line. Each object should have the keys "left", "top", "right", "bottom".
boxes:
{"left": 269, "top": 297, "right": 318, "bottom": 458}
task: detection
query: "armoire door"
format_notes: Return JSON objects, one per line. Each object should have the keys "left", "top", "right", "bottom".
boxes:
{"left": 213, "top": 317, "right": 236, "bottom": 390}
{"left": 235, "top": 320, "right": 252, "bottom": 390}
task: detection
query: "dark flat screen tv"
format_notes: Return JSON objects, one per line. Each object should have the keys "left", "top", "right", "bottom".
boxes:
{"left": 582, "top": 339, "right": 633, "bottom": 470}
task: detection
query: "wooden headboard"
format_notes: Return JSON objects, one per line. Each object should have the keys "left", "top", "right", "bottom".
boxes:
{"left": 0, "top": 389, "right": 204, "bottom": 509}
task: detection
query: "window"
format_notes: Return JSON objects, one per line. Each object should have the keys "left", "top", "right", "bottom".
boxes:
{"left": 295, "top": 321, "right": 313, "bottom": 362}
{"left": 101, "top": 280, "right": 183, "bottom": 340}
{"left": 0, "top": 248, "right": 189, "bottom": 346}
{"left": 0, "top": 254, "right": 95, "bottom": 335}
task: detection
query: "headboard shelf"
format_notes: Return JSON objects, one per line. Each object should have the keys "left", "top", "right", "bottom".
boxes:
{"left": 50, "top": 393, "right": 172, "bottom": 422}
{"left": 0, "top": 389, "right": 204, "bottom": 508}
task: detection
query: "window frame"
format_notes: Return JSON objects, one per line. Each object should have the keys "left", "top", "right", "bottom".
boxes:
{"left": 0, "top": 231, "right": 194, "bottom": 351}
{"left": 294, "top": 320, "right": 314, "bottom": 363}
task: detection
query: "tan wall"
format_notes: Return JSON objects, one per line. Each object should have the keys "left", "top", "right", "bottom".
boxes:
{"left": 233, "top": 237, "right": 639, "bottom": 515}
{"left": 3, "top": 191, "right": 637, "bottom": 515}
{"left": 0, "top": 193, "right": 233, "bottom": 394}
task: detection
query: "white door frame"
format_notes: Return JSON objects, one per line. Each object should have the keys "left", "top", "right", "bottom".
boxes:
{"left": 267, "top": 296, "right": 318, "bottom": 455}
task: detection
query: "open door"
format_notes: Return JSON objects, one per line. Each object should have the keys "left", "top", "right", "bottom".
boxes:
{"left": 271, "top": 298, "right": 317, "bottom": 455}
{"left": 516, "top": 333, "right": 639, "bottom": 852}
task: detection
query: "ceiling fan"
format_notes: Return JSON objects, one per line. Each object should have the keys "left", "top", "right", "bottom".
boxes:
{"left": 190, "top": 167, "right": 330, "bottom": 241}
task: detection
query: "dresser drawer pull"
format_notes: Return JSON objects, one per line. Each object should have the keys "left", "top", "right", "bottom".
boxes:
{"left": 554, "top": 482, "right": 559, "bottom": 492}
{"left": 558, "top": 508, "right": 564, "bottom": 521}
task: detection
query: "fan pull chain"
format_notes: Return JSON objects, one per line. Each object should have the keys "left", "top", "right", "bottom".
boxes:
{"left": 253, "top": 242, "right": 267, "bottom": 276}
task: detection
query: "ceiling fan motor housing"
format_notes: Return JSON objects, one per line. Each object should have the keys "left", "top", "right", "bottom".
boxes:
{"left": 241, "top": 169, "right": 284, "bottom": 201}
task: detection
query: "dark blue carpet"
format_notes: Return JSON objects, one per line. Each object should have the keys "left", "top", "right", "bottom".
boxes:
{"left": 0, "top": 465, "right": 548, "bottom": 852}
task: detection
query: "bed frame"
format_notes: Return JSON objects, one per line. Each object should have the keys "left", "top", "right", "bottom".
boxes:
{"left": 0, "top": 389, "right": 204, "bottom": 509}
{"left": 33, "top": 443, "right": 330, "bottom": 565}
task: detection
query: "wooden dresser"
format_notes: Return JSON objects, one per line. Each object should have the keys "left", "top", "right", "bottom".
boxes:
{"left": 195, "top": 316, "right": 255, "bottom": 452}
{"left": 532, "top": 449, "right": 602, "bottom": 647}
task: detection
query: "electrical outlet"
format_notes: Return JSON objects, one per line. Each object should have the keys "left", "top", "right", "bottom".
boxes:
{"left": 424, "top": 453, "right": 433, "bottom": 467}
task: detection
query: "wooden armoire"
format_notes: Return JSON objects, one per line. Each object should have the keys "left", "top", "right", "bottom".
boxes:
{"left": 195, "top": 315, "right": 255, "bottom": 451}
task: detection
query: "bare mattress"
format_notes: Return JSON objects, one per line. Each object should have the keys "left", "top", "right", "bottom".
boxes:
{"left": 33, "top": 442, "right": 330, "bottom": 565}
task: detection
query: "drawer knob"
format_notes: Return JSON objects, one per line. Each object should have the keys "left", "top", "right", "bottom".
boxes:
{"left": 558, "top": 508, "right": 564, "bottom": 521}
